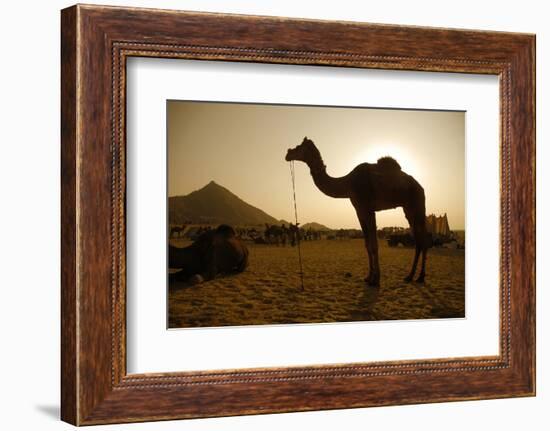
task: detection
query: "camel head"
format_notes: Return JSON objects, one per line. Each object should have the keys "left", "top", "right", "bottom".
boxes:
{"left": 285, "top": 136, "right": 317, "bottom": 163}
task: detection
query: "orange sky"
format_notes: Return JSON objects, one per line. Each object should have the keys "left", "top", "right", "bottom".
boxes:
{"left": 168, "top": 101, "right": 465, "bottom": 229}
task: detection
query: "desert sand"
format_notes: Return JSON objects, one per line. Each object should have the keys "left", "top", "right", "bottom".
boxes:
{"left": 168, "top": 238, "right": 464, "bottom": 328}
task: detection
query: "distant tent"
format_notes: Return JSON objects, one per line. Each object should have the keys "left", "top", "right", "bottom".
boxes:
{"left": 426, "top": 213, "right": 451, "bottom": 237}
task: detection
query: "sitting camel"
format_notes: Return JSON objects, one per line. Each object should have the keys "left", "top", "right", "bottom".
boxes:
{"left": 169, "top": 224, "right": 249, "bottom": 284}
{"left": 286, "top": 137, "right": 428, "bottom": 286}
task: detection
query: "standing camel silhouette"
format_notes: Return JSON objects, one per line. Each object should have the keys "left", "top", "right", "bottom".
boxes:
{"left": 286, "top": 137, "right": 428, "bottom": 286}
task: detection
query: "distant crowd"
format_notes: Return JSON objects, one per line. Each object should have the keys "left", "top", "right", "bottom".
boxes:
{"left": 169, "top": 222, "right": 464, "bottom": 249}
{"left": 169, "top": 222, "right": 324, "bottom": 246}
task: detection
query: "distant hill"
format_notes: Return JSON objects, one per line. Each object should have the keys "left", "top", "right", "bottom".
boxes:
{"left": 301, "top": 222, "right": 331, "bottom": 231}
{"left": 169, "top": 181, "right": 279, "bottom": 226}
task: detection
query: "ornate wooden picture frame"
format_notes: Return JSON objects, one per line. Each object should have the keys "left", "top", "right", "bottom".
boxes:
{"left": 61, "top": 4, "right": 535, "bottom": 425}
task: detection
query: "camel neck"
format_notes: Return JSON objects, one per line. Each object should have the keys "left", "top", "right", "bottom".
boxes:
{"left": 304, "top": 147, "right": 327, "bottom": 172}
{"left": 308, "top": 163, "right": 350, "bottom": 199}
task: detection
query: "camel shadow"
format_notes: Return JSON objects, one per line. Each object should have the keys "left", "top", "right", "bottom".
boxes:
{"left": 348, "top": 283, "right": 381, "bottom": 321}
{"left": 169, "top": 271, "right": 190, "bottom": 286}
{"left": 415, "top": 282, "right": 465, "bottom": 318}
{"left": 168, "top": 271, "right": 204, "bottom": 291}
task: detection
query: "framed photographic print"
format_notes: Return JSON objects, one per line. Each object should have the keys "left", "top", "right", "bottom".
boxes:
{"left": 61, "top": 4, "right": 535, "bottom": 425}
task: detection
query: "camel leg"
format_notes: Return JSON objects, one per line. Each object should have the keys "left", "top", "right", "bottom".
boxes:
{"left": 357, "top": 211, "right": 379, "bottom": 287}
{"left": 356, "top": 216, "right": 374, "bottom": 284}
{"left": 416, "top": 231, "right": 428, "bottom": 283}
{"left": 416, "top": 249, "right": 427, "bottom": 283}
{"left": 403, "top": 207, "right": 421, "bottom": 282}
{"left": 352, "top": 200, "right": 380, "bottom": 286}
{"left": 365, "top": 211, "right": 380, "bottom": 286}
{"left": 404, "top": 244, "right": 421, "bottom": 282}
{"left": 408, "top": 212, "right": 428, "bottom": 283}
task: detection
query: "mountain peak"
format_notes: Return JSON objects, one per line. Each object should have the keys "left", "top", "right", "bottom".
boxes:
{"left": 198, "top": 180, "right": 233, "bottom": 197}
{"left": 169, "top": 182, "right": 278, "bottom": 226}
{"left": 202, "top": 180, "right": 220, "bottom": 189}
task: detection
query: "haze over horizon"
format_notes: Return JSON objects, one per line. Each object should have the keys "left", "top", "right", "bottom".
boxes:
{"left": 168, "top": 101, "right": 465, "bottom": 230}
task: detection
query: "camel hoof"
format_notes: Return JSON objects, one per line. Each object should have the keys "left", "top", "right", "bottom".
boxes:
{"left": 415, "top": 276, "right": 425, "bottom": 283}
{"left": 404, "top": 276, "right": 413, "bottom": 283}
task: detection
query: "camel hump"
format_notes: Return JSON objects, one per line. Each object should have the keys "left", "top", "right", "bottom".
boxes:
{"left": 216, "top": 224, "right": 237, "bottom": 238}
{"left": 376, "top": 156, "right": 401, "bottom": 171}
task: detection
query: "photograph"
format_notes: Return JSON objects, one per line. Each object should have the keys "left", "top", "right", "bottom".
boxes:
{"left": 167, "top": 101, "right": 466, "bottom": 328}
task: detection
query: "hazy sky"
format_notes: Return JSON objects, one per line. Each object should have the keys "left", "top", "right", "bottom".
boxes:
{"left": 168, "top": 101, "right": 465, "bottom": 229}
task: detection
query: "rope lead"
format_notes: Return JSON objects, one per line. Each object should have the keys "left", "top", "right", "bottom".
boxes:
{"left": 290, "top": 161, "right": 305, "bottom": 291}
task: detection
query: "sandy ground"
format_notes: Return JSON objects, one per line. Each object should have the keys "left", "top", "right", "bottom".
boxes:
{"left": 168, "top": 238, "right": 465, "bottom": 328}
